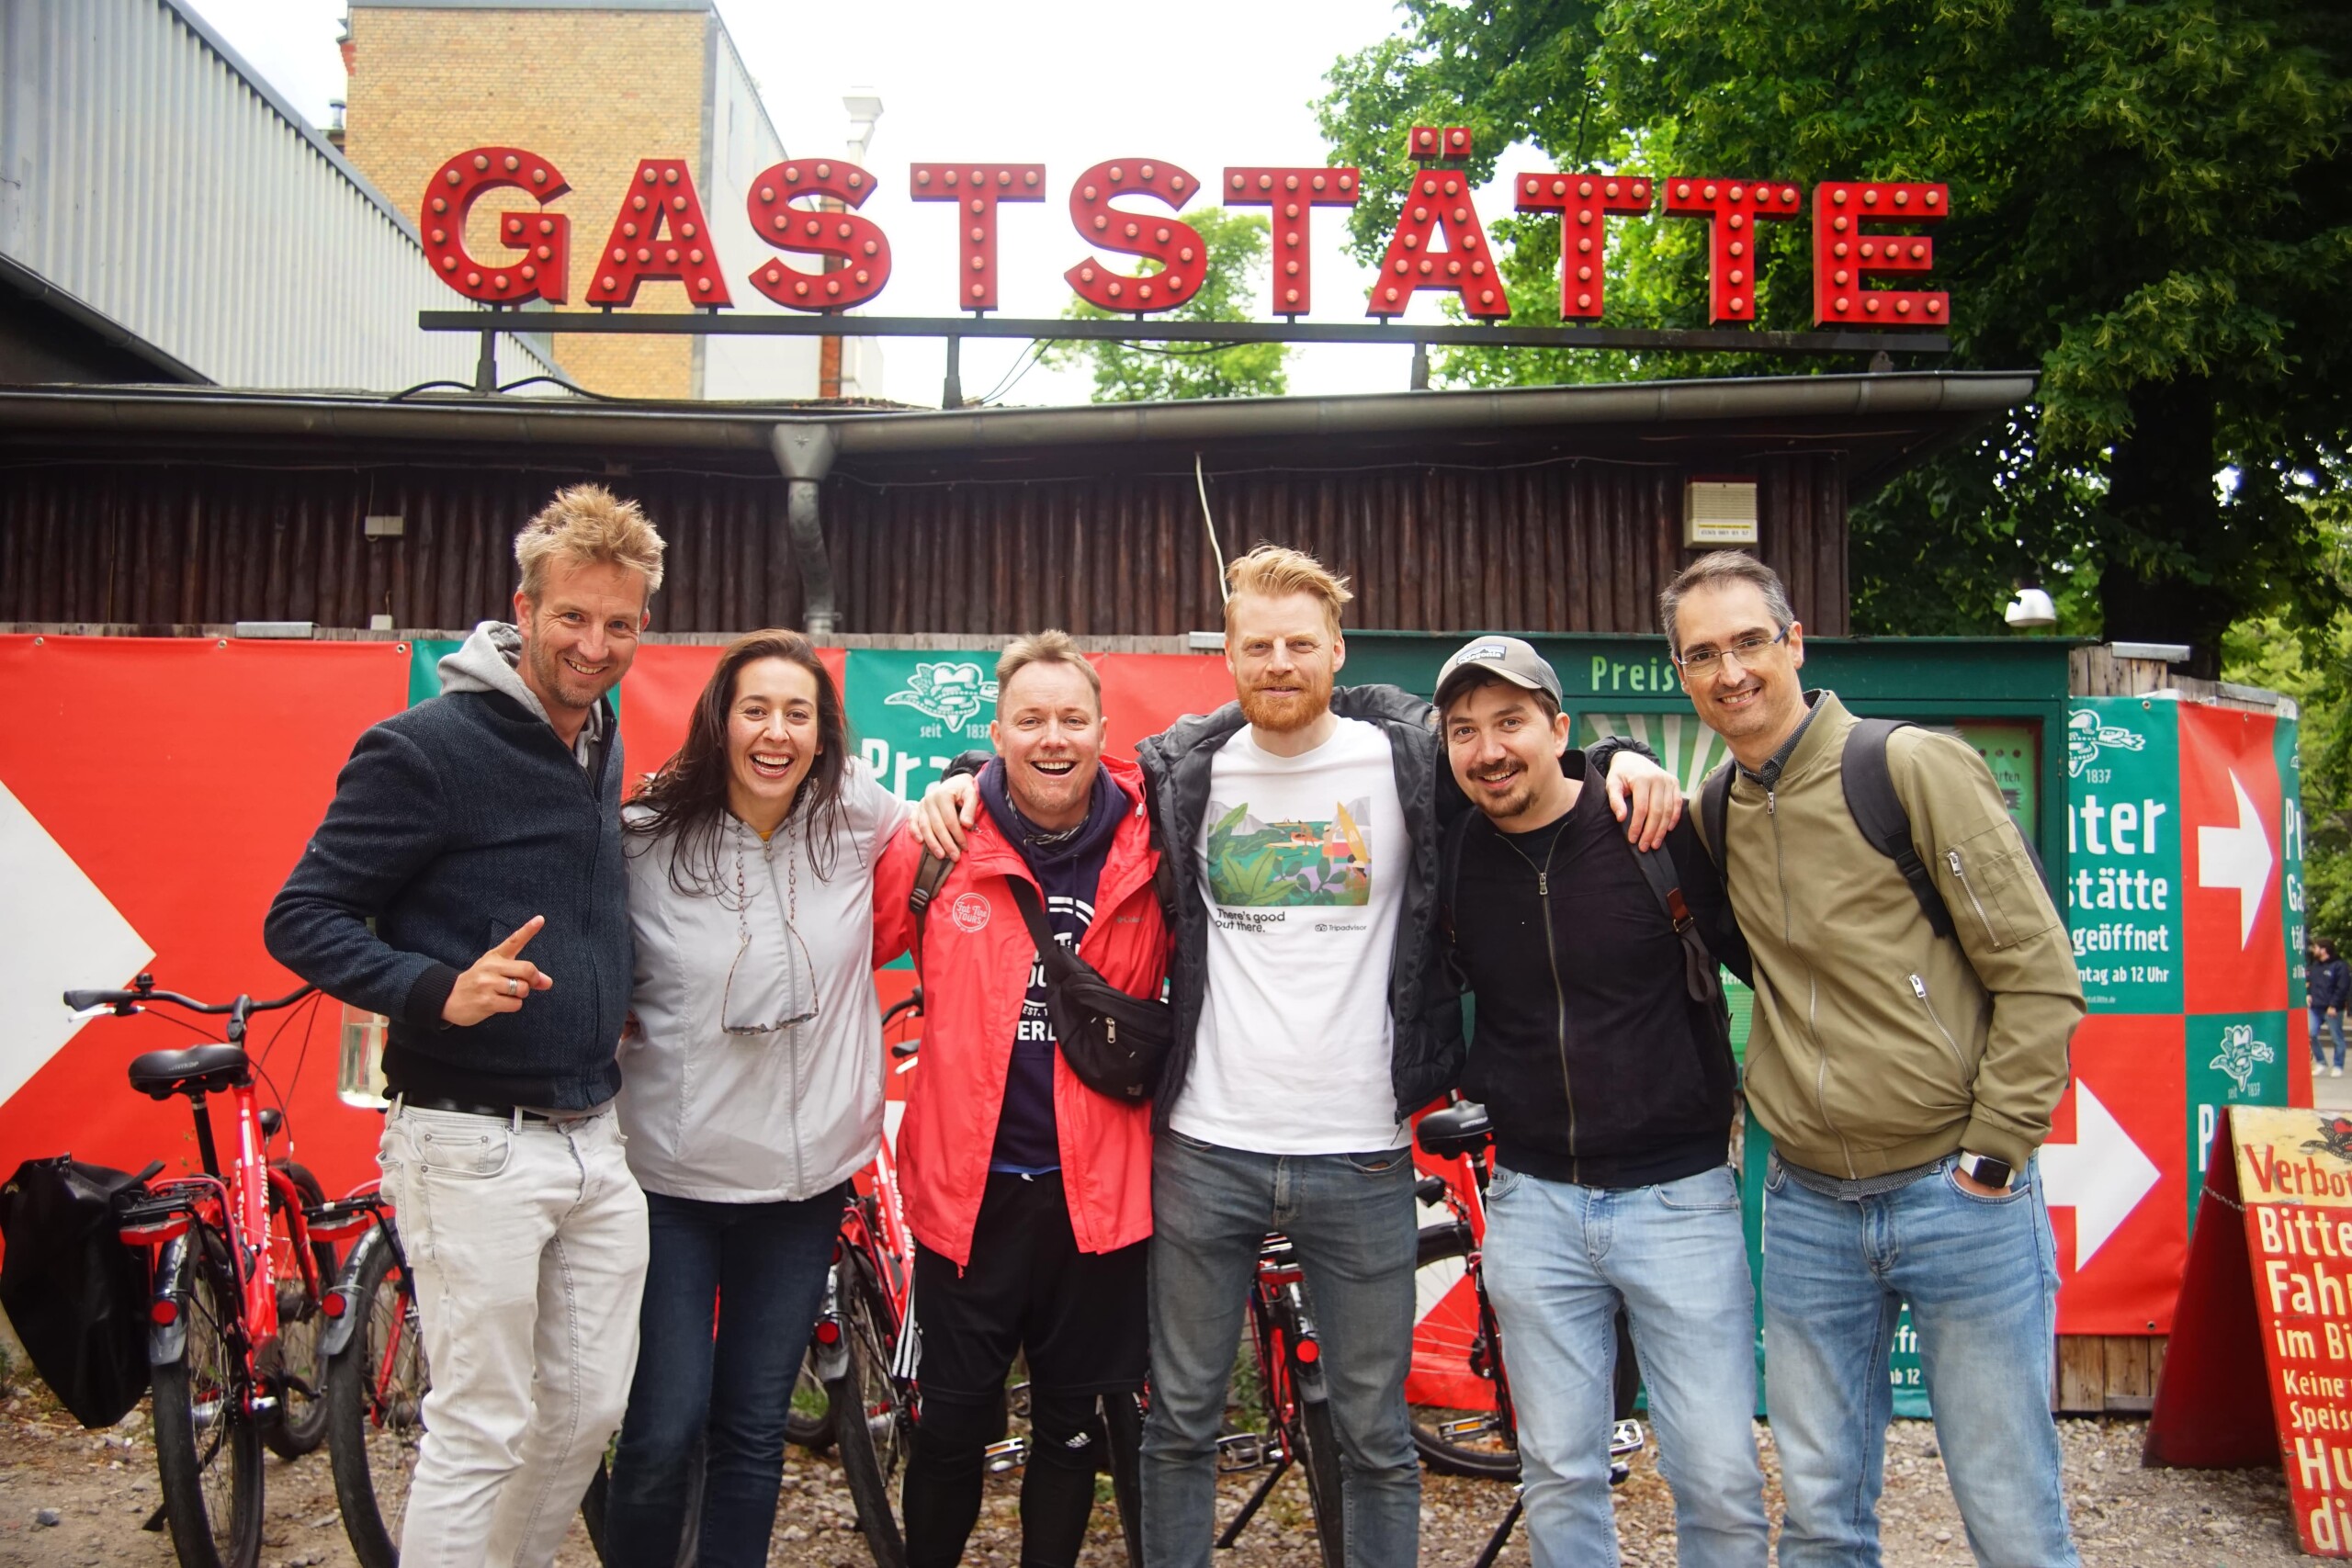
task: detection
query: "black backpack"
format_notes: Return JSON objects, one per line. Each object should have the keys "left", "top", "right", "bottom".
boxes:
{"left": 0, "top": 1156, "right": 154, "bottom": 1428}
{"left": 1695, "top": 716, "right": 1955, "bottom": 938}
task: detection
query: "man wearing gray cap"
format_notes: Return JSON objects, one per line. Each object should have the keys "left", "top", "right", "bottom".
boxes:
{"left": 1433, "top": 635, "right": 1768, "bottom": 1568}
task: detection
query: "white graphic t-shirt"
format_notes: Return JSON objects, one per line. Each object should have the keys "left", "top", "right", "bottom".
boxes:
{"left": 1170, "top": 716, "right": 1409, "bottom": 1155}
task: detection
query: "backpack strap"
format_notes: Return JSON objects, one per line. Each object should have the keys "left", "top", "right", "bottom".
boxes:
{"left": 904, "top": 850, "right": 956, "bottom": 1003}
{"left": 1629, "top": 843, "right": 1723, "bottom": 1010}
{"left": 1697, "top": 761, "right": 1735, "bottom": 872}
{"left": 1841, "top": 717, "right": 1956, "bottom": 940}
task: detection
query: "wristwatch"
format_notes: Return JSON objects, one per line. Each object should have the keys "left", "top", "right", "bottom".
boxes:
{"left": 1955, "top": 1151, "right": 2015, "bottom": 1190}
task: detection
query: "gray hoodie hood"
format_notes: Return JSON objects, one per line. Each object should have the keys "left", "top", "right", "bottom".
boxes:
{"left": 437, "top": 620, "right": 604, "bottom": 766}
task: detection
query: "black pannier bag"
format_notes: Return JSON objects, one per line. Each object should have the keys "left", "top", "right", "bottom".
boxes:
{"left": 0, "top": 1156, "right": 153, "bottom": 1428}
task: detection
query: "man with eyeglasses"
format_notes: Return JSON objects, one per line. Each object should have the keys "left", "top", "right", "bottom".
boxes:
{"left": 1656, "top": 550, "right": 2085, "bottom": 1568}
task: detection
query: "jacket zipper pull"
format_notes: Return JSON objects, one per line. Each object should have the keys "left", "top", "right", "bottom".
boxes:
{"left": 1537, "top": 871, "right": 1549, "bottom": 896}
{"left": 1947, "top": 849, "right": 1963, "bottom": 876}
{"left": 1766, "top": 788, "right": 1776, "bottom": 816}
{"left": 1909, "top": 973, "right": 1928, "bottom": 1000}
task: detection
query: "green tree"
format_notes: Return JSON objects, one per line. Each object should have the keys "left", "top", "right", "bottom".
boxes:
{"left": 2224, "top": 499, "right": 2352, "bottom": 945}
{"left": 1317, "top": 0, "right": 2352, "bottom": 671}
{"left": 1044, "top": 209, "right": 1289, "bottom": 402}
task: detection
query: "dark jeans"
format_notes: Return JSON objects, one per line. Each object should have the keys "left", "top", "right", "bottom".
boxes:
{"left": 1141, "top": 1132, "right": 1421, "bottom": 1568}
{"left": 604, "top": 1185, "right": 848, "bottom": 1568}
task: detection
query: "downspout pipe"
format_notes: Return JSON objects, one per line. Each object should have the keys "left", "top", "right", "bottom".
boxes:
{"left": 770, "top": 423, "right": 840, "bottom": 637}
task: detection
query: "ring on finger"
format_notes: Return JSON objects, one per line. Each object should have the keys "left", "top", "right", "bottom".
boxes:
{"left": 506, "top": 977, "right": 520, "bottom": 998}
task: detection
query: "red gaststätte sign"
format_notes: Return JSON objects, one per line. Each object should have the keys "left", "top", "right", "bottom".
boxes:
{"left": 418, "top": 127, "right": 1948, "bottom": 329}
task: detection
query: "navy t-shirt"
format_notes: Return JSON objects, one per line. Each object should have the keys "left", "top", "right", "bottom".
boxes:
{"left": 978, "top": 761, "right": 1121, "bottom": 1172}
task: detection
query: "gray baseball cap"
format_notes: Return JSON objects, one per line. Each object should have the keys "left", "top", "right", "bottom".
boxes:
{"left": 1434, "top": 635, "right": 1563, "bottom": 711}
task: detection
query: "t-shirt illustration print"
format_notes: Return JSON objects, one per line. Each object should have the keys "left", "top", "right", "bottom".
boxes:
{"left": 1204, "top": 797, "right": 1373, "bottom": 907}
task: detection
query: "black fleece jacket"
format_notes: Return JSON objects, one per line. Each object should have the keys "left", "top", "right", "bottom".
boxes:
{"left": 1444, "top": 752, "right": 1750, "bottom": 1189}
{"left": 263, "top": 689, "right": 632, "bottom": 1111}
{"left": 1134, "top": 685, "right": 1465, "bottom": 1134}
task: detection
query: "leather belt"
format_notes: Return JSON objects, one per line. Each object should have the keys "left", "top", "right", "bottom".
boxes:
{"left": 397, "top": 1093, "right": 552, "bottom": 1122}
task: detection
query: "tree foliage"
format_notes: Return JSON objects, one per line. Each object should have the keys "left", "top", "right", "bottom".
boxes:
{"left": 1045, "top": 209, "right": 1289, "bottom": 402}
{"left": 1317, "top": 0, "right": 2352, "bottom": 670}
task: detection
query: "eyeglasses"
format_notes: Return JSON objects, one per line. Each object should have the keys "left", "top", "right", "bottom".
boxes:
{"left": 1671, "top": 626, "right": 1790, "bottom": 676}
{"left": 719, "top": 828, "right": 820, "bottom": 1037}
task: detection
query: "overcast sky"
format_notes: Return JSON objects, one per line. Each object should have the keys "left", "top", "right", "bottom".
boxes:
{"left": 186, "top": 0, "right": 1541, "bottom": 407}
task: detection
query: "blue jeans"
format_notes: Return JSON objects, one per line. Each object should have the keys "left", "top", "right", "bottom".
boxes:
{"left": 1762, "top": 1152, "right": 2076, "bottom": 1568}
{"left": 1481, "top": 1163, "right": 1767, "bottom": 1568}
{"left": 603, "top": 1186, "right": 848, "bottom": 1568}
{"left": 2313, "top": 1009, "right": 2346, "bottom": 1070}
{"left": 1141, "top": 1132, "right": 1420, "bottom": 1568}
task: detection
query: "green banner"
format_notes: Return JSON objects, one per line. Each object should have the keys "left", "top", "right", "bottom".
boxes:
{"left": 2064, "top": 698, "right": 2183, "bottom": 1014}
{"left": 2187, "top": 1009, "right": 2291, "bottom": 1220}
{"left": 845, "top": 649, "right": 1002, "bottom": 804}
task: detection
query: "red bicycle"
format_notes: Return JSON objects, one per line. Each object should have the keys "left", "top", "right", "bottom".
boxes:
{"left": 66, "top": 973, "right": 338, "bottom": 1568}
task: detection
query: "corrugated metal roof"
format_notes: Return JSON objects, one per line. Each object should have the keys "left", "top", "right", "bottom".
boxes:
{"left": 0, "top": 0, "right": 560, "bottom": 391}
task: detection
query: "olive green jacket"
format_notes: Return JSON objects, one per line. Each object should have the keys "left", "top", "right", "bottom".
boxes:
{"left": 1698, "top": 692, "right": 2083, "bottom": 1178}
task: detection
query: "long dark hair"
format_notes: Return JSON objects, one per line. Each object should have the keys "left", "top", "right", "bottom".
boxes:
{"left": 626, "top": 630, "right": 852, "bottom": 898}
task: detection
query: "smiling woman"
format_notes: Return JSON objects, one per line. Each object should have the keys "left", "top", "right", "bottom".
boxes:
{"left": 605, "top": 629, "right": 910, "bottom": 1563}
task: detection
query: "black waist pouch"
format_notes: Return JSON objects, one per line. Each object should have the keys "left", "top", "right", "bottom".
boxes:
{"left": 1007, "top": 879, "right": 1172, "bottom": 1102}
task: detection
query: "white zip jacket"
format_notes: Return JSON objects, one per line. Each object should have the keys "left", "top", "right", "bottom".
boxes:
{"left": 616, "top": 761, "right": 907, "bottom": 1202}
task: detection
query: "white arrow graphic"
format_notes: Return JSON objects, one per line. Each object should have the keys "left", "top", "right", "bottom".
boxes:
{"left": 2198, "top": 770, "right": 2275, "bottom": 948}
{"left": 0, "top": 776, "right": 153, "bottom": 1109}
{"left": 2041, "top": 1081, "right": 2160, "bottom": 1271}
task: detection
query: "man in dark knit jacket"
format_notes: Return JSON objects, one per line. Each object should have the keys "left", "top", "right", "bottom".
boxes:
{"left": 1435, "top": 636, "right": 1768, "bottom": 1568}
{"left": 265, "top": 485, "right": 662, "bottom": 1568}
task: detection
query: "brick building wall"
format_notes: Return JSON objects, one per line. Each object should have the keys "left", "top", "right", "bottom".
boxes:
{"left": 342, "top": 4, "right": 715, "bottom": 398}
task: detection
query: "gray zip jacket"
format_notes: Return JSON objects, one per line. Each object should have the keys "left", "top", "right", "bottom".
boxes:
{"left": 616, "top": 761, "right": 907, "bottom": 1202}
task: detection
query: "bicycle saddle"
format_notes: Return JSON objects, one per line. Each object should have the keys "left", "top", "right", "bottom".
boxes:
{"left": 1416, "top": 1101, "right": 1493, "bottom": 1161}
{"left": 129, "top": 1044, "right": 252, "bottom": 1100}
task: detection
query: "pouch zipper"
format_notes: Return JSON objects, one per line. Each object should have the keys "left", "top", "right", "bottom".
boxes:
{"left": 1946, "top": 848, "right": 1997, "bottom": 946}
{"left": 1907, "top": 971, "right": 1969, "bottom": 1079}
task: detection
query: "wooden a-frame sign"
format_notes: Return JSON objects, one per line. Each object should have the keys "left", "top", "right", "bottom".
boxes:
{"left": 2148, "top": 1105, "right": 2352, "bottom": 1554}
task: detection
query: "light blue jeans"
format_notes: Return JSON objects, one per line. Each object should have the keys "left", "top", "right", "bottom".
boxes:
{"left": 1481, "top": 1163, "right": 1767, "bottom": 1568}
{"left": 1141, "top": 1130, "right": 1421, "bottom": 1568}
{"left": 1763, "top": 1151, "right": 2077, "bottom": 1568}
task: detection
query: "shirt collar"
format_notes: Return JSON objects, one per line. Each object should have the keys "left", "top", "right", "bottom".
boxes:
{"left": 1737, "top": 691, "right": 1825, "bottom": 791}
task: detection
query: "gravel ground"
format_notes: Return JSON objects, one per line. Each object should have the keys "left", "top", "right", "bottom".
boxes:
{"left": 0, "top": 1385, "right": 2305, "bottom": 1567}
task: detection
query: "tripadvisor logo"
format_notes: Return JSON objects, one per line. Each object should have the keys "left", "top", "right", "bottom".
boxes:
{"left": 886, "top": 660, "right": 999, "bottom": 735}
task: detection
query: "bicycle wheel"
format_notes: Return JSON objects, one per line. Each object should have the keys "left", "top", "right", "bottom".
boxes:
{"left": 325, "top": 1234, "right": 429, "bottom": 1568}
{"left": 262, "top": 1160, "right": 336, "bottom": 1461}
{"left": 787, "top": 1344, "right": 837, "bottom": 1450}
{"left": 580, "top": 1438, "right": 703, "bottom": 1568}
{"left": 1407, "top": 1220, "right": 1520, "bottom": 1479}
{"left": 830, "top": 1253, "right": 910, "bottom": 1568}
{"left": 152, "top": 1223, "right": 265, "bottom": 1568}
{"left": 1274, "top": 1311, "right": 1345, "bottom": 1568}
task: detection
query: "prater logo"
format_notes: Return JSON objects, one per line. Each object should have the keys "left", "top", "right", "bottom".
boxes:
{"left": 2210, "top": 1021, "right": 2276, "bottom": 1097}
{"left": 950, "top": 892, "right": 991, "bottom": 933}
{"left": 886, "top": 661, "right": 999, "bottom": 733}
{"left": 2067, "top": 707, "right": 2148, "bottom": 779}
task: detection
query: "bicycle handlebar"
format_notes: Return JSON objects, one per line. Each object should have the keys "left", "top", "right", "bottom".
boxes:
{"left": 63, "top": 976, "right": 317, "bottom": 1016}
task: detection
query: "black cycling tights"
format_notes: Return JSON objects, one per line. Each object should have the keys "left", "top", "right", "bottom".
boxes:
{"left": 902, "top": 1389, "right": 1104, "bottom": 1568}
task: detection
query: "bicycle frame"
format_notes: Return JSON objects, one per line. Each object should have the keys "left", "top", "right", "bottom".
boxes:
{"left": 1418, "top": 1155, "right": 1520, "bottom": 1456}
{"left": 1214, "top": 1233, "right": 1327, "bottom": 1544}
{"left": 91, "top": 977, "right": 327, "bottom": 1420}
